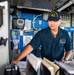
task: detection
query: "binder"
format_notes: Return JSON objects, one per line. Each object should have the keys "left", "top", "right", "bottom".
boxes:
{"left": 43, "top": 58, "right": 59, "bottom": 75}
{"left": 41, "top": 60, "right": 54, "bottom": 75}
{"left": 27, "top": 54, "right": 41, "bottom": 72}
{"left": 55, "top": 60, "right": 74, "bottom": 74}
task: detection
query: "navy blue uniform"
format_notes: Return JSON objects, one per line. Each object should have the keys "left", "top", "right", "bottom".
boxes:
{"left": 29, "top": 27, "right": 72, "bottom": 61}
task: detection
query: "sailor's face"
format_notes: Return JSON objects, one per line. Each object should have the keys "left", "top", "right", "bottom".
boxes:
{"left": 48, "top": 19, "right": 62, "bottom": 30}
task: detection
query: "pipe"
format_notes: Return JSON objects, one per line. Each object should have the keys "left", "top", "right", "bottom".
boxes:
{"left": 58, "top": 0, "right": 74, "bottom": 12}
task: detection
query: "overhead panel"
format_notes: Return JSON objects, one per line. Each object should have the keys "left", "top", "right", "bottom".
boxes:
{"left": 0, "top": 0, "right": 69, "bottom": 11}
{"left": 52, "top": 0, "right": 69, "bottom": 10}
{"left": 9, "top": 0, "right": 68, "bottom": 11}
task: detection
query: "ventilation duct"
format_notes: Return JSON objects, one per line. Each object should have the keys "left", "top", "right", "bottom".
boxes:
{"left": 58, "top": 0, "right": 74, "bottom": 11}
{"left": 9, "top": 0, "right": 68, "bottom": 12}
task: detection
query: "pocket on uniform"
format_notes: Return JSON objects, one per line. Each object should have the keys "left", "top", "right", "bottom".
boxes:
{"left": 59, "top": 39, "right": 66, "bottom": 48}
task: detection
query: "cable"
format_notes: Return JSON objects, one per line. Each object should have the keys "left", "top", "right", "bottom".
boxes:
{"left": 32, "top": 14, "right": 42, "bottom": 29}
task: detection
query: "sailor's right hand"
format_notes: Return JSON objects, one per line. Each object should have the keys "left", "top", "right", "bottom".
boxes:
{"left": 12, "top": 59, "right": 19, "bottom": 64}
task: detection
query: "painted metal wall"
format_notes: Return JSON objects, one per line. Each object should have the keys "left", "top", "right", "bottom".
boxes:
{"left": 0, "top": 1, "right": 10, "bottom": 75}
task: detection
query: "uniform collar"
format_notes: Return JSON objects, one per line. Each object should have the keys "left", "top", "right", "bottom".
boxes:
{"left": 48, "top": 27, "right": 62, "bottom": 39}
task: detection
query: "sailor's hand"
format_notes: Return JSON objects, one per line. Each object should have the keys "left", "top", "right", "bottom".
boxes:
{"left": 12, "top": 59, "right": 19, "bottom": 64}
{"left": 61, "top": 60, "right": 68, "bottom": 63}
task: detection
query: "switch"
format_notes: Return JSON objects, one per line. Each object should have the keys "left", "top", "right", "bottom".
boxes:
{"left": 39, "top": 20, "right": 42, "bottom": 25}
